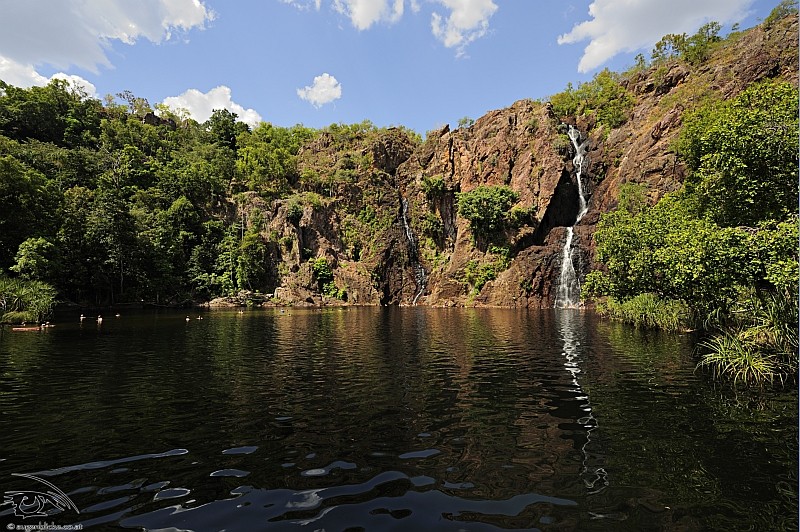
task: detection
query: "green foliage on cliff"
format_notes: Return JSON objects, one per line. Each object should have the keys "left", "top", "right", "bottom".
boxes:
{"left": 586, "top": 79, "right": 799, "bottom": 386}
{"left": 549, "top": 69, "right": 634, "bottom": 128}
{"left": 456, "top": 185, "right": 519, "bottom": 236}
{"left": 677, "top": 80, "right": 798, "bottom": 227}
{"left": 310, "top": 257, "right": 344, "bottom": 299}
{"left": 651, "top": 22, "right": 722, "bottom": 65}
{"left": 461, "top": 246, "right": 511, "bottom": 294}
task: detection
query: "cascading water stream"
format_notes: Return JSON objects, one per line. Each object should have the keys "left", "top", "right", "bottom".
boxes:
{"left": 401, "top": 197, "right": 427, "bottom": 305}
{"left": 554, "top": 125, "right": 590, "bottom": 309}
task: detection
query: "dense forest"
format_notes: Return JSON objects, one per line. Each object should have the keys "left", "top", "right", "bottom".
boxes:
{"left": 0, "top": 82, "right": 411, "bottom": 312}
{"left": 0, "top": 2, "right": 797, "bottom": 386}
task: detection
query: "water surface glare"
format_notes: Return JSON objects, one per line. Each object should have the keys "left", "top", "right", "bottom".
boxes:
{"left": 0, "top": 307, "right": 796, "bottom": 530}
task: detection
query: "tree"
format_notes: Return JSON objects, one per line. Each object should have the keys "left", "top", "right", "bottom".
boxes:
{"left": 205, "top": 108, "right": 239, "bottom": 151}
{"left": 548, "top": 70, "right": 633, "bottom": 128}
{"left": 10, "top": 237, "right": 58, "bottom": 282}
{"left": 651, "top": 33, "right": 688, "bottom": 62}
{"left": 0, "top": 155, "right": 50, "bottom": 269}
{"left": 765, "top": 0, "right": 798, "bottom": 27}
{"left": 590, "top": 192, "right": 756, "bottom": 318}
{"left": 677, "top": 80, "right": 799, "bottom": 227}
{"left": 86, "top": 186, "right": 138, "bottom": 302}
{"left": 237, "top": 233, "right": 270, "bottom": 291}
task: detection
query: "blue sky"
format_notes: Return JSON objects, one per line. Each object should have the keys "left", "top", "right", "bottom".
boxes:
{"left": 0, "top": 0, "right": 781, "bottom": 135}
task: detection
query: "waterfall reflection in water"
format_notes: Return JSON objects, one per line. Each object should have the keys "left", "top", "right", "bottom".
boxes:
{"left": 555, "top": 309, "right": 607, "bottom": 494}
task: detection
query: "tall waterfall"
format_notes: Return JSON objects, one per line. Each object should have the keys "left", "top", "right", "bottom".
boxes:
{"left": 401, "top": 197, "right": 427, "bottom": 305}
{"left": 554, "top": 125, "right": 589, "bottom": 309}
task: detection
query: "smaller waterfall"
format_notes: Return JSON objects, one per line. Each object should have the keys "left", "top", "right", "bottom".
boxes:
{"left": 401, "top": 198, "right": 428, "bottom": 305}
{"left": 554, "top": 126, "right": 590, "bottom": 309}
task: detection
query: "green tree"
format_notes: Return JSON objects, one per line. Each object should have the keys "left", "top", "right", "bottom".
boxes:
{"left": 237, "top": 233, "right": 270, "bottom": 291}
{"left": 677, "top": 80, "right": 799, "bottom": 227}
{"left": 10, "top": 237, "right": 58, "bottom": 282}
{"left": 548, "top": 70, "right": 633, "bottom": 128}
{"left": 651, "top": 33, "right": 688, "bottom": 62}
{"left": 0, "top": 155, "right": 51, "bottom": 269}
{"left": 765, "top": 0, "right": 798, "bottom": 27}
{"left": 591, "top": 193, "right": 755, "bottom": 317}
{"left": 205, "top": 108, "right": 240, "bottom": 151}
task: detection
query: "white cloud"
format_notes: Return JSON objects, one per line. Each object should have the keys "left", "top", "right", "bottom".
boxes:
{"left": 297, "top": 73, "right": 342, "bottom": 108}
{"left": 0, "top": 56, "right": 48, "bottom": 87}
{"left": 558, "top": 0, "right": 753, "bottom": 73}
{"left": 430, "top": 0, "right": 498, "bottom": 55}
{"left": 280, "top": 0, "right": 322, "bottom": 11}
{"left": 0, "top": 0, "right": 214, "bottom": 73}
{"left": 162, "top": 86, "right": 263, "bottom": 128}
{"left": 332, "top": 0, "right": 405, "bottom": 30}
{"left": 0, "top": 56, "right": 96, "bottom": 97}
{"left": 0, "top": 0, "right": 213, "bottom": 99}
{"left": 279, "top": 1, "right": 496, "bottom": 54}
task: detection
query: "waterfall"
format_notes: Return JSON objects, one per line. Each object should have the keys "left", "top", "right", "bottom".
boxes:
{"left": 554, "top": 125, "right": 589, "bottom": 309}
{"left": 401, "top": 197, "right": 428, "bottom": 305}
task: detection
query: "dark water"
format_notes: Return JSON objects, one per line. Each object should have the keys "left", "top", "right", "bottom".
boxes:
{"left": 0, "top": 308, "right": 796, "bottom": 531}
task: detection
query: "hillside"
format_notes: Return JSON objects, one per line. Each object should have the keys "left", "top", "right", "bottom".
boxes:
{"left": 0, "top": 12, "right": 796, "bottom": 311}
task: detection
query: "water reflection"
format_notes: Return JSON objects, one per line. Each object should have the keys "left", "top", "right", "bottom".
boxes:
{"left": 0, "top": 308, "right": 795, "bottom": 530}
{"left": 555, "top": 309, "right": 608, "bottom": 495}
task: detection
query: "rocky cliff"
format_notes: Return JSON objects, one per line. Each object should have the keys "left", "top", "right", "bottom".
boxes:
{"left": 238, "top": 14, "right": 797, "bottom": 308}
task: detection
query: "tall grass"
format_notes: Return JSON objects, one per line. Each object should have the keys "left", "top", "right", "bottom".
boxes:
{"left": 697, "top": 290, "right": 798, "bottom": 387}
{"left": 595, "top": 293, "right": 692, "bottom": 331}
{"left": 0, "top": 276, "right": 57, "bottom": 323}
{"left": 697, "top": 332, "right": 783, "bottom": 386}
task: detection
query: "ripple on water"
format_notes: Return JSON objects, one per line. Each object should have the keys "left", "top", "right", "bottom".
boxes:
{"left": 153, "top": 487, "right": 191, "bottom": 501}
{"left": 210, "top": 469, "right": 251, "bottom": 478}
{"left": 221, "top": 446, "right": 258, "bottom": 455}
{"left": 300, "top": 460, "right": 358, "bottom": 477}
{"left": 119, "top": 470, "right": 577, "bottom": 531}
{"left": 398, "top": 449, "right": 441, "bottom": 460}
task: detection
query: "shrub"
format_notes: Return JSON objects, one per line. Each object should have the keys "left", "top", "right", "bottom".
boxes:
{"left": 698, "top": 289, "right": 798, "bottom": 386}
{"left": 457, "top": 117, "right": 474, "bottom": 129}
{"left": 461, "top": 246, "right": 510, "bottom": 294}
{"left": 311, "top": 257, "right": 333, "bottom": 285}
{"left": 456, "top": 185, "right": 519, "bottom": 237}
{"left": 420, "top": 174, "right": 445, "bottom": 199}
{"left": 0, "top": 276, "right": 57, "bottom": 323}
{"left": 595, "top": 293, "right": 692, "bottom": 331}
{"left": 508, "top": 205, "right": 537, "bottom": 228}
{"left": 548, "top": 70, "right": 633, "bottom": 129}
{"left": 419, "top": 211, "right": 444, "bottom": 240}
{"left": 286, "top": 201, "right": 303, "bottom": 224}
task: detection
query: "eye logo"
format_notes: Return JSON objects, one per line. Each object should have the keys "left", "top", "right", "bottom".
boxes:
{"left": 3, "top": 473, "right": 80, "bottom": 519}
